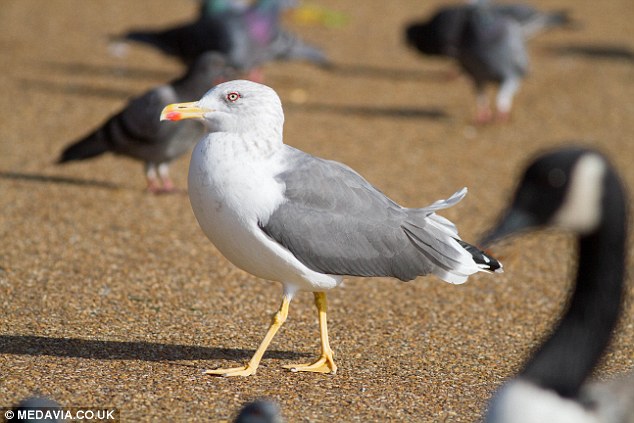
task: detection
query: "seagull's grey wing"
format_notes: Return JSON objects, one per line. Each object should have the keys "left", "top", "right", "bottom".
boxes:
{"left": 260, "top": 147, "right": 471, "bottom": 282}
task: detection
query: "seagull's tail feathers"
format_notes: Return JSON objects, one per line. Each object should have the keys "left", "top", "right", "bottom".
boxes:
{"left": 57, "top": 129, "right": 109, "bottom": 164}
{"left": 404, "top": 198, "right": 503, "bottom": 284}
{"left": 456, "top": 239, "right": 503, "bottom": 274}
{"left": 422, "top": 187, "right": 467, "bottom": 213}
{"left": 403, "top": 220, "right": 473, "bottom": 285}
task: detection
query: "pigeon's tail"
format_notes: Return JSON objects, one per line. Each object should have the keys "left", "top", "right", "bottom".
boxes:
{"left": 123, "top": 31, "right": 162, "bottom": 46}
{"left": 521, "top": 10, "right": 573, "bottom": 39}
{"left": 268, "top": 30, "right": 330, "bottom": 67}
{"left": 456, "top": 240, "right": 503, "bottom": 273}
{"left": 57, "top": 130, "right": 109, "bottom": 164}
{"left": 119, "top": 29, "right": 179, "bottom": 56}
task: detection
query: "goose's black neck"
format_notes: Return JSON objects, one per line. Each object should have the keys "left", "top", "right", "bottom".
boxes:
{"left": 521, "top": 169, "right": 627, "bottom": 398}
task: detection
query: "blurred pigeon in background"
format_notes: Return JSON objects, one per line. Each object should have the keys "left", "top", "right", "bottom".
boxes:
{"left": 57, "top": 52, "right": 235, "bottom": 193}
{"left": 117, "top": 0, "right": 328, "bottom": 72}
{"left": 406, "top": 1, "right": 572, "bottom": 122}
{"left": 234, "top": 399, "right": 283, "bottom": 423}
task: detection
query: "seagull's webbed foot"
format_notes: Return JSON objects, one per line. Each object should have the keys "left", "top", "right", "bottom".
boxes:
{"left": 283, "top": 292, "right": 337, "bottom": 375}
{"left": 204, "top": 365, "right": 258, "bottom": 377}
{"left": 283, "top": 351, "right": 337, "bottom": 374}
{"left": 202, "top": 294, "right": 292, "bottom": 378}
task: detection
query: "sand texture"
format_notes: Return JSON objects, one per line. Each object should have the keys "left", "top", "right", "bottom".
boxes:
{"left": 0, "top": 0, "right": 633, "bottom": 421}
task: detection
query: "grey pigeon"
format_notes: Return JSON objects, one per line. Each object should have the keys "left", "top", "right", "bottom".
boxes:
{"left": 406, "top": 2, "right": 571, "bottom": 122}
{"left": 57, "top": 52, "right": 235, "bottom": 193}
{"left": 457, "top": 4, "right": 528, "bottom": 122}
{"left": 405, "top": 2, "right": 571, "bottom": 58}
{"left": 12, "top": 396, "right": 63, "bottom": 423}
{"left": 118, "top": 0, "right": 328, "bottom": 71}
{"left": 234, "top": 400, "right": 283, "bottom": 423}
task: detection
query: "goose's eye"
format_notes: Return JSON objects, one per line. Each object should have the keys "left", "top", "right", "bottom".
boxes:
{"left": 226, "top": 92, "right": 240, "bottom": 102}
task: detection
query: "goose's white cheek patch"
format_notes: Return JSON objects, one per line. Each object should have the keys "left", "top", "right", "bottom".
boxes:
{"left": 552, "top": 154, "right": 605, "bottom": 234}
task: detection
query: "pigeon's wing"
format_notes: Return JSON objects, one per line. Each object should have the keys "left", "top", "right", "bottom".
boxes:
{"left": 115, "top": 86, "right": 180, "bottom": 147}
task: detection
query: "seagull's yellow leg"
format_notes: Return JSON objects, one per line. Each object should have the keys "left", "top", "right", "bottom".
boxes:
{"left": 204, "top": 294, "right": 291, "bottom": 377}
{"left": 283, "top": 292, "right": 337, "bottom": 374}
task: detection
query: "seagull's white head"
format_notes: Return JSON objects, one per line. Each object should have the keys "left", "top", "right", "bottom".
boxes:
{"left": 161, "top": 79, "right": 284, "bottom": 138}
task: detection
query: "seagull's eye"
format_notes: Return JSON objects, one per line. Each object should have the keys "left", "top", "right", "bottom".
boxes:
{"left": 226, "top": 92, "right": 241, "bottom": 102}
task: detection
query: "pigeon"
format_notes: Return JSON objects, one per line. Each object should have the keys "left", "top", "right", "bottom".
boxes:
{"left": 234, "top": 400, "right": 283, "bottom": 423}
{"left": 406, "top": 2, "right": 571, "bottom": 58}
{"left": 406, "top": 2, "right": 571, "bottom": 122}
{"left": 482, "top": 147, "right": 634, "bottom": 422}
{"left": 160, "top": 80, "right": 502, "bottom": 376}
{"left": 57, "top": 52, "right": 235, "bottom": 193}
{"left": 12, "top": 396, "right": 63, "bottom": 423}
{"left": 118, "top": 0, "right": 328, "bottom": 70}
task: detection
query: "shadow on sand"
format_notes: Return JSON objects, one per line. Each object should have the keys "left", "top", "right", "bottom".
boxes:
{"left": 287, "top": 101, "right": 448, "bottom": 120}
{"left": 0, "top": 171, "right": 120, "bottom": 190}
{"left": 547, "top": 42, "right": 634, "bottom": 62}
{"left": 0, "top": 335, "right": 309, "bottom": 362}
{"left": 35, "top": 60, "right": 177, "bottom": 81}
{"left": 327, "top": 62, "right": 452, "bottom": 82}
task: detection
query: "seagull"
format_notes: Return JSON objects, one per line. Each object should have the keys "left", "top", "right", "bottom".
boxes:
{"left": 57, "top": 52, "right": 235, "bottom": 193}
{"left": 160, "top": 80, "right": 502, "bottom": 377}
{"left": 405, "top": 2, "right": 571, "bottom": 123}
{"left": 481, "top": 147, "right": 634, "bottom": 422}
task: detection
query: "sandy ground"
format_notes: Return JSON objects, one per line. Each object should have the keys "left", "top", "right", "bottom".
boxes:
{"left": 0, "top": 0, "right": 633, "bottom": 421}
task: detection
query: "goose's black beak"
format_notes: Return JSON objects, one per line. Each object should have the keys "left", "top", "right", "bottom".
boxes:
{"left": 480, "top": 209, "right": 538, "bottom": 246}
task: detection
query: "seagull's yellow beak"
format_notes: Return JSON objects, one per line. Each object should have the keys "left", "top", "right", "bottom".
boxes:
{"left": 160, "top": 102, "right": 212, "bottom": 121}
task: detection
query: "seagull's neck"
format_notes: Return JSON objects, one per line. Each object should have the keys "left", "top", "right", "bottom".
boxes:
{"left": 209, "top": 126, "right": 284, "bottom": 159}
{"left": 521, "top": 171, "right": 627, "bottom": 398}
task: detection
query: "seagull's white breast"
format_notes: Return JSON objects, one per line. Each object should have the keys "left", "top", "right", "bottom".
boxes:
{"left": 188, "top": 133, "right": 341, "bottom": 292}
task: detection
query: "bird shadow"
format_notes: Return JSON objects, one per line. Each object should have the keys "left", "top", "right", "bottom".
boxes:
{"left": 287, "top": 101, "right": 448, "bottom": 120}
{"left": 0, "top": 335, "right": 309, "bottom": 362}
{"left": 18, "top": 78, "right": 135, "bottom": 100}
{"left": 0, "top": 170, "right": 121, "bottom": 190}
{"left": 35, "top": 60, "right": 177, "bottom": 81}
{"left": 327, "top": 62, "right": 452, "bottom": 82}
{"left": 546, "top": 42, "right": 634, "bottom": 63}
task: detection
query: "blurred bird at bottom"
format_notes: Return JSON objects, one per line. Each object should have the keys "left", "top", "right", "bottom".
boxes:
{"left": 234, "top": 399, "right": 283, "bottom": 423}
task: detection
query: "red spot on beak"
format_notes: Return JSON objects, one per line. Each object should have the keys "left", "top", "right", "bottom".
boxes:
{"left": 166, "top": 111, "right": 182, "bottom": 121}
